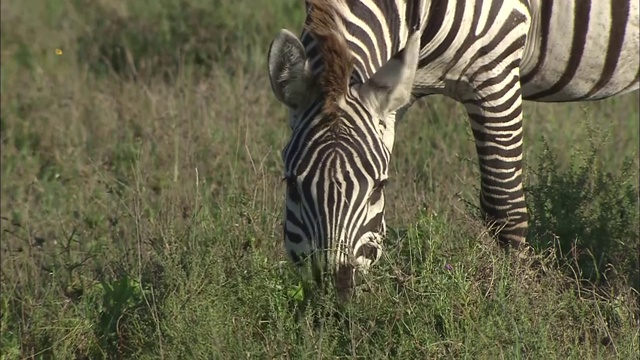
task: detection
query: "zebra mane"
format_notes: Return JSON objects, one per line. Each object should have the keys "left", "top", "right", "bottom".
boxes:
{"left": 306, "top": 0, "right": 354, "bottom": 115}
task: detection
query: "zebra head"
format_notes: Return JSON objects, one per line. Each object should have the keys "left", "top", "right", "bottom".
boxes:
{"left": 266, "top": 0, "right": 421, "bottom": 297}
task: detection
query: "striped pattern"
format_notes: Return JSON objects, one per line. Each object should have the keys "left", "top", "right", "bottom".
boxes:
{"left": 282, "top": 102, "right": 390, "bottom": 291}
{"left": 521, "top": 0, "right": 639, "bottom": 100}
{"left": 268, "top": 0, "right": 639, "bottom": 296}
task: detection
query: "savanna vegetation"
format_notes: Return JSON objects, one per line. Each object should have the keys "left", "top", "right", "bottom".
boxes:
{"left": 1, "top": 0, "right": 638, "bottom": 358}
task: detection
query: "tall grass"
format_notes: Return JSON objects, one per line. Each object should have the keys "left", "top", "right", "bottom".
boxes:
{"left": 1, "top": 0, "right": 638, "bottom": 358}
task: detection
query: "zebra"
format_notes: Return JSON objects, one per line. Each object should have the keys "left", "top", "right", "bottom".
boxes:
{"left": 267, "top": 0, "right": 639, "bottom": 297}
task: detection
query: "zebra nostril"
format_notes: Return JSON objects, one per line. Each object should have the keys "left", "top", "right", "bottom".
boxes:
{"left": 355, "top": 242, "right": 379, "bottom": 261}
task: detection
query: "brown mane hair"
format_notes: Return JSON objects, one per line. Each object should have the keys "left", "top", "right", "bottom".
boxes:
{"left": 306, "top": 0, "right": 354, "bottom": 115}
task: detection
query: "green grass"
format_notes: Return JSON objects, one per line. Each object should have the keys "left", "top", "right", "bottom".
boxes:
{"left": 1, "top": 0, "right": 639, "bottom": 358}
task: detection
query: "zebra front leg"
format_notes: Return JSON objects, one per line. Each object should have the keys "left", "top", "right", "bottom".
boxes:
{"left": 464, "top": 80, "right": 528, "bottom": 249}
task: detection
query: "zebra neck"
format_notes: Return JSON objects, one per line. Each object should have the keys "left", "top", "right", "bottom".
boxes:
{"left": 302, "top": 0, "right": 436, "bottom": 84}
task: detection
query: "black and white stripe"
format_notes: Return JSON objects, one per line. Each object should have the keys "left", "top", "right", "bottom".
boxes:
{"left": 268, "top": 0, "right": 639, "bottom": 294}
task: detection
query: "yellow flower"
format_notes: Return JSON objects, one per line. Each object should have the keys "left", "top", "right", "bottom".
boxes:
{"left": 55, "top": 49, "right": 63, "bottom": 56}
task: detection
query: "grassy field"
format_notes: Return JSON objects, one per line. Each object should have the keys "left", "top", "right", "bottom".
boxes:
{"left": 1, "top": 0, "right": 639, "bottom": 358}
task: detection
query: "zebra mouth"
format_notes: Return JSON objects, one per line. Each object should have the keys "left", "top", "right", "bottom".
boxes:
{"left": 335, "top": 264, "right": 355, "bottom": 300}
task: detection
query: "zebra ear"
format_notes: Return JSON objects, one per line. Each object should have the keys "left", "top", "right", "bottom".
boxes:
{"left": 358, "top": 33, "right": 421, "bottom": 117}
{"left": 268, "top": 29, "right": 316, "bottom": 109}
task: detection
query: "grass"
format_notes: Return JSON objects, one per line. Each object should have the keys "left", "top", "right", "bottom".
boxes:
{"left": 1, "top": 0, "right": 639, "bottom": 358}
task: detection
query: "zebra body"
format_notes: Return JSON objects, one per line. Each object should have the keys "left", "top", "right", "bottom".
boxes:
{"left": 267, "top": 0, "right": 639, "bottom": 297}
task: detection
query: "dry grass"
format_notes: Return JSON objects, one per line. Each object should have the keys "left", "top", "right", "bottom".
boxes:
{"left": 1, "top": 0, "right": 638, "bottom": 358}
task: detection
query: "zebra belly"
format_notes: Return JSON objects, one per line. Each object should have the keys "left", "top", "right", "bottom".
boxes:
{"left": 520, "top": 0, "right": 639, "bottom": 102}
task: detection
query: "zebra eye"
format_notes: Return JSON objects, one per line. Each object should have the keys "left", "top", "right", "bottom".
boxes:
{"left": 369, "top": 180, "right": 387, "bottom": 204}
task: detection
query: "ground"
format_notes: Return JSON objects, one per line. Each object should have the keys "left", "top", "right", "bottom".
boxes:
{"left": 1, "top": 0, "right": 639, "bottom": 358}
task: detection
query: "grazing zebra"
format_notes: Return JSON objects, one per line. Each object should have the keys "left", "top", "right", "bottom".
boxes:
{"left": 267, "top": 0, "right": 639, "bottom": 297}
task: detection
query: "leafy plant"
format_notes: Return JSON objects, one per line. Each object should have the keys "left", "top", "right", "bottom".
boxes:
{"left": 527, "top": 134, "right": 639, "bottom": 289}
{"left": 93, "top": 274, "right": 149, "bottom": 357}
